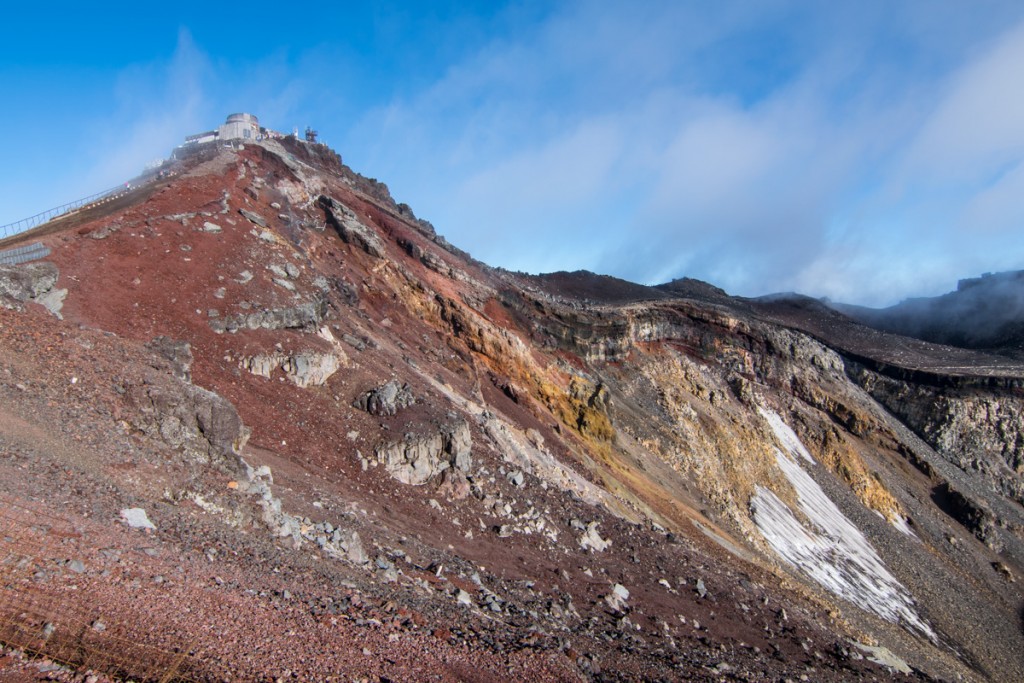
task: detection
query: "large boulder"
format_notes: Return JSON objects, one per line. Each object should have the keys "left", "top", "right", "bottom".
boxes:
{"left": 353, "top": 380, "right": 414, "bottom": 416}
{"left": 241, "top": 351, "right": 343, "bottom": 388}
{"left": 126, "top": 373, "right": 250, "bottom": 473}
{"left": 375, "top": 421, "right": 472, "bottom": 485}
{"left": 209, "top": 299, "right": 328, "bottom": 333}
{"left": 0, "top": 261, "right": 66, "bottom": 317}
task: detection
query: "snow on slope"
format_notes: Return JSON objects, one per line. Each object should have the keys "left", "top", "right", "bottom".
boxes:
{"left": 757, "top": 407, "right": 815, "bottom": 463}
{"left": 752, "top": 409, "right": 935, "bottom": 641}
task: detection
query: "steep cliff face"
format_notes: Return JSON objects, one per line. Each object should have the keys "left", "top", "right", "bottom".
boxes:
{"left": 849, "top": 364, "right": 1024, "bottom": 549}
{"left": 506, "top": 274, "right": 1024, "bottom": 679}
{"left": 1, "top": 138, "right": 1022, "bottom": 681}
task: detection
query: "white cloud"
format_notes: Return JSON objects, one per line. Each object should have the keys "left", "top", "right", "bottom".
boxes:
{"left": 899, "top": 20, "right": 1024, "bottom": 184}
{"left": 12, "top": 3, "right": 1024, "bottom": 308}
{"left": 316, "top": 5, "right": 1024, "bottom": 305}
{"left": 957, "top": 160, "right": 1024, "bottom": 236}
{"left": 79, "top": 29, "right": 212, "bottom": 191}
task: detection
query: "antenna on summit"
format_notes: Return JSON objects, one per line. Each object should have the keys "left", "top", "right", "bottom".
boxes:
{"left": 305, "top": 127, "right": 319, "bottom": 143}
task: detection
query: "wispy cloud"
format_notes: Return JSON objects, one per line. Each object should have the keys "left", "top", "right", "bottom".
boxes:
{"left": 81, "top": 29, "right": 212, "bottom": 188}
{"left": 343, "top": 2, "right": 1024, "bottom": 306}
{"left": 7, "top": 2, "right": 1023, "bottom": 307}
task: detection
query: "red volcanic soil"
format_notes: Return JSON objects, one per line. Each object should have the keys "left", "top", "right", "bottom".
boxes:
{"left": 0, "top": 144, "right": 905, "bottom": 681}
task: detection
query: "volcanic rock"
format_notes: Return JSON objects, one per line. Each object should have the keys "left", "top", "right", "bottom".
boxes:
{"left": 374, "top": 421, "right": 472, "bottom": 485}
{"left": 353, "top": 380, "right": 415, "bottom": 416}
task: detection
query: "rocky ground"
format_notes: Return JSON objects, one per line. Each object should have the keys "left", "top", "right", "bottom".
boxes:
{"left": 0, "top": 137, "right": 1021, "bottom": 681}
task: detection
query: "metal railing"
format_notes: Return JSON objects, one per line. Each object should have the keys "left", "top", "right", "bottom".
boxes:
{"left": 0, "top": 183, "right": 136, "bottom": 240}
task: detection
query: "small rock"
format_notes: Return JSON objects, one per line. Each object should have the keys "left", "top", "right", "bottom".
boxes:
{"left": 239, "top": 209, "right": 267, "bottom": 228}
{"left": 579, "top": 522, "right": 612, "bottom": 552}
{"left": 67, "top": 559, "right": 85, "bottom": 574}
{"left": 456, "top": 589, "right": 473, "bottom": 606}
{"left": 121, "top": 508, "right": 156, "bottom": 531}
{"left": 202, "top": 221, "right": 222, "bottom": 233}
{"left": 604, "top": 583, "right": 629, "bottom": 612}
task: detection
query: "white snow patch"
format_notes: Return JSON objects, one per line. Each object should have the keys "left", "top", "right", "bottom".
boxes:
{"left": 759, "top": 407, "right": 814, "bottom": 462}
{"left": 891, "top": 515, "right": 916, "bottom": 538}
{"left": 751, "top": 426, "right": 934, "bottom": 641}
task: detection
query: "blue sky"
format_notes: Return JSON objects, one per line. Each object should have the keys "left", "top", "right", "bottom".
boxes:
{"left": 3, "top": 1, "right": 1024, "bottom": 306}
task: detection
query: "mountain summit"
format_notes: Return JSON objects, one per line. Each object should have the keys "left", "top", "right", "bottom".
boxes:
{"left": 0, "top": 127, "right": 1021, "bottom": 681}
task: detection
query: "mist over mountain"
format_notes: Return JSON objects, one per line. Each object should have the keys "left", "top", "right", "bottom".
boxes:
{"left": 831, "top": 270, "right": 1024, "bottom": 358}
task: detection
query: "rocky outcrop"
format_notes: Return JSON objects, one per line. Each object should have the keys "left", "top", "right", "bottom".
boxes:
{"left": 932, "top": 481, "right": 1003, "bottom": 549}
{"left": 374, "top": 421, "right": 472, "bottom": 485}
{"left": 240, "top": 351, "right": 343, "bottom": 388}
{"left": 145, "top": 337, "right": 193, "bottom": 382}
{"left": 851, "top": 364, "right": 1024, "bottom": 506}
{"left": 397, "top": 236, "right": 467, "bottom": 280}
{"left": 209, "top": 298, "right": 328, "bottom": 333}
{"left": 353, "top": 380, "right": 414, "bottom": 416}
{"left": 126, "top": 373, "right": 250, "bottom": 472}
{"left": 0, "top": 261, "right": 66, "bottom": 318}
{"left": 319, "top": 195, "right": 386, "bottom": 258}
{"left": 284, "top": 352, "right": 342, "bottom": 388}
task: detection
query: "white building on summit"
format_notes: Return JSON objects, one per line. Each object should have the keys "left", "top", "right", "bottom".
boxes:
{"left": 183, "top": 113, "right": 262, "bottom": 145}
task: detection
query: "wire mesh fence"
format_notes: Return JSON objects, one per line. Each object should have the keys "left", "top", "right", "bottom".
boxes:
{"left": 0, "top": 242, "right": 51, "bottom": 266}
{"left": 0, "top": 495, "right": 218, "bottom": 682}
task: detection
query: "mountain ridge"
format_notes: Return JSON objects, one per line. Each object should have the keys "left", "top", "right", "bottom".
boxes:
{"left": 0, "top": 135, "right": 1021, "bottom": 681}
